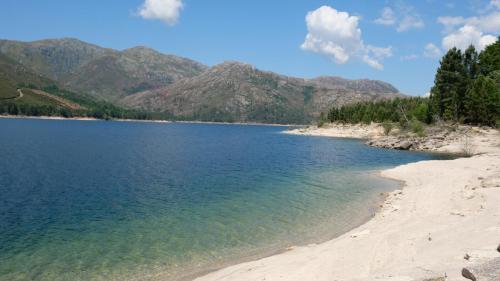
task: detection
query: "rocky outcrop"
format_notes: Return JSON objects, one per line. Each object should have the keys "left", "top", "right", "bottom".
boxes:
{"left": 463, "top": 257, "right": 500, "bottom": 281}
{"left": 367, "top": 136, "right": 447, "bottom": 151}
{"left": 365, "top": 126, "right": 478, "bottom": 152}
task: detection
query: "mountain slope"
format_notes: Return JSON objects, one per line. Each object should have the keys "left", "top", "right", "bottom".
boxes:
{"left": 123, "top": 62, "right": 403, "bottom": 124}
{"left": 310, "top": 76, "right": 399, "bottom": 94}
{"left": 0, "top": 53, "right": 162, "bottom": 120}
{"left": 0, "top": 38, "right": 207, "bottom": 101}
{"left": 0, "top": 53, "right": 54, "bottom": 100}
{"left": 1, "top": 38, "right": 404, "bottom": 124}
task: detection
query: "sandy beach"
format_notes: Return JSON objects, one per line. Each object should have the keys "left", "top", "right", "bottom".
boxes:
{"left": 196, "top": 124, "right": 500, "bottom": 281}
{"left": 0, "top": 115, "right": 100, "bottom": 122}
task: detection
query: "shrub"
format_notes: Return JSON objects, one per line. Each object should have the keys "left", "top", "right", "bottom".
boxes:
{"left": 382, "top": 122, "right": 394, "bottom": 135}
{"left": 410, "top": 119, "right": 426, "bottom": 137}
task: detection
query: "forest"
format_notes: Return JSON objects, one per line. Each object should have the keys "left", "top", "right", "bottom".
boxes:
{"left": 326, "top": 37, "right": 500, "bottom": 127}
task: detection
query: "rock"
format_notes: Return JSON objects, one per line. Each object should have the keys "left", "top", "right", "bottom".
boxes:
{"left": 497, "top": 244, "right": 500, "bottom": 253}
{"left": 466, "top": 257, "right": 500, "bottom": 280}
{"left": 462, "top": 268, "right": 476, "bottom": 281}
{"left": 390, "top": 140, "right": 413, "bottom": 150}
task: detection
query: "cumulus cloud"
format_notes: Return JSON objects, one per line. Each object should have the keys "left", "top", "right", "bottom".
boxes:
{"left": 438, "top": 12, "right": 500, "bottom": 34}
{"left": 374, "top": 2, "right": 424, "bottom": 32}
{"left": 442, "top": 25, "right": 497, "bottom": 51}
{"left": 301, "top": 6, "right": 392, "bottom": 70}
{"left": 138, "top": 0, "right": 183, "bottom": 26}
{"left": 437, "top": 1, "right": 499, "bottom": 52}
{"left": 424, "top": 43, "right": 443, "bottom": 58}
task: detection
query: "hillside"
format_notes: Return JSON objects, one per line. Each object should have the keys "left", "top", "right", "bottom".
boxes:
{"left": 0, "top": 38, "right": 403, "bottom": 124}
{"left": 0, "top": 53, "right": 162, "bottom": 120}
{"left": 123, "top": 62, "right": 403, "bottom": 124}
{"left": 0, "top": 53, "right": 55, "bottom": 100}
{"left": 0, "top": 38, "right": 207, "bottom": 101}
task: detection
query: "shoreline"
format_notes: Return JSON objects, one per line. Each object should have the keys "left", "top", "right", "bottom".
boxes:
{"left": 0, "top": 114, "right": 294, "bottom": 126}
{"left": 178, "top": 173, "right": 397, "bottom": 281}
{"left": 195, "top": 124, "right": 500, "bottom": 281}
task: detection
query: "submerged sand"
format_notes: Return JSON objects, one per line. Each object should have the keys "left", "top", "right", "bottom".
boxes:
{"left": 196, "top": 125, "right": 500, "bottom": 281}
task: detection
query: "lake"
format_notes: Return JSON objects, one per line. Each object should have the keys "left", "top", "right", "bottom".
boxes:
{"left": 0, "top": 119, "right": 445, "bottom": 280}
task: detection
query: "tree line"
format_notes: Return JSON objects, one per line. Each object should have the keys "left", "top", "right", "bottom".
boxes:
{"left": 327, "top": 37, "right": 500, "bottom": 127}
{"left": 0, "top": 85, "right": 172, "bottom": 121}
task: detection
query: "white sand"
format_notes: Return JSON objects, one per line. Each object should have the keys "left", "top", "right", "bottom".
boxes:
{"left": 0, "top": 115, "right": 99, "bottom": 121}
{"left": 196, "top": 126, "right": 500, "bottom": 281}
{"left": 284, "top": 123, "right": 384, "bottom": 139}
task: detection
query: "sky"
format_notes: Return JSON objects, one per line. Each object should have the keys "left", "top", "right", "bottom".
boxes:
{"left": 0, "top": 0, "right": 499, "bottom": 96}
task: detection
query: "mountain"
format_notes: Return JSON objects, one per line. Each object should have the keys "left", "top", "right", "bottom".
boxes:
{"left": 0, "top": 52, "right": 163, "bottom": 120}
{"left": 0, "top": 38, "right": 207, "bottom": 101}
{"left": 0, "top": 53, "right": 54, "bottom": 100}
{"left": 123, "top": 61, "right": 403, "bottom": 124}
{"left": 0, "top": 38, "right": 403, "bottom": 124}
{"left": 310, "top": 76, "right": 399, "bottom": 94}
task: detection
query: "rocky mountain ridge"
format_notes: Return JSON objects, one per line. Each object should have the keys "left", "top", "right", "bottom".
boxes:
{"left": 123, "top": 61, "right": 404, "bottom": 123}
{"left": 0, "top": 38, "right": 403, "bottom": 124}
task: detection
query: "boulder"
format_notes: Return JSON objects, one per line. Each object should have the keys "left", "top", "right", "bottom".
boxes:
{"left": 462, "top": 268, "right": 476, "bottom": 281}
{"left": 397, "top": 141, "right": 413, "bottom": 150}
{"left": 464, "top": 257, "right": 500, "bottom": 281}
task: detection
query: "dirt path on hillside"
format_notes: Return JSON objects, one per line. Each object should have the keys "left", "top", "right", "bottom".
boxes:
{"left": 28, "top": 89, "right": 82, "bottom": 110}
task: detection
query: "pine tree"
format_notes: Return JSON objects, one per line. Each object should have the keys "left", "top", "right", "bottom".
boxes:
{"left": 465, "top": 75, "right": 499, "bottom": 125}
{"left": 430, "top": 48, "right": 468, "bottom": 122}
{"left": 479, "top": 37, "right": 500, "bottom": 76}
{"left": 464, "top": 45, "right": 480, "bottom": 80}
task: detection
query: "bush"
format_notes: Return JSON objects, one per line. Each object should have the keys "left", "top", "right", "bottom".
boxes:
{"left": 382, "top": 122, "right": 394, "bottom": 135}
{"left": 410, "top": 119, "right": 426, "bottom": 137}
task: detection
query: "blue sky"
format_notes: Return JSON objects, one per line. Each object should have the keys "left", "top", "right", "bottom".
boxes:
{"left": 0, "top": 0, "right": 499, "bottom": 96}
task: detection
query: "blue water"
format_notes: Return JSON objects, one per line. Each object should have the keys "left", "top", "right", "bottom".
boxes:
{"left": 0, "top": 119, "right": 445, "bottom": 280}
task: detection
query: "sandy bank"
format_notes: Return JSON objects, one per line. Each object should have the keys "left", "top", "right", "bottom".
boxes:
{"left": 0, "top": 115, "right": 173, "bottom": 123}
{"left": 196, "top": 125, "right": 500, "bottom": 281}
{"left": 0, "top": 115, "right": 100, "bottom": 121}
{"left": 285, "top": 123, "right": 500, "bottom": 155}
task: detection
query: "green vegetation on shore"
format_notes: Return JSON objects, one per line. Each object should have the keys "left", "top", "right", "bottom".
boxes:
{"left": 0, "top": 85, "right": 170, "bottom": 120}
{"left": 0, "top": 53, "right": 170, "bottom": 121}
{"left": 326, "top": 38, "right": 500, "bottom": 127}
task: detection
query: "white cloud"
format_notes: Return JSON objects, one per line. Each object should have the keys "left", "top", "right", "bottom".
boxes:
{"left": 437, "top": 16, "right": 465, "bottom": 33}
{"left": 374, "top": 7, "right": 396, "bottom": 26}
{"left": 301, "top": 6, "right": 392, "bottom": 70}
{"left": 423, "top": 92, "right": 431, "bottom": 97}
{"left": 397, "top": 15, "right": 425, "bottom": 32}
{"left": 424, "top": 43, "right": 443, "bottom": 58}
{"left": 400, "top": 54, "right": 418, "bottom": 61}
{"left": 374, "top": 3, "right": 424, "bottom": 32}
{"left": 442, "top": 25, "right": 497, "bottom": 51}
{"left": 438, "top": 12, "right": 500, "bottom": 34}
{"left": 437, "top": 6, "right": 499, "bottom": 52}
{"left": 138, "top": 0, "right": 183, "bottom": 26}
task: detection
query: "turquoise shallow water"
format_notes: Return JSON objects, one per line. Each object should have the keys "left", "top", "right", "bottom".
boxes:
{"left": 0, "top": 119, "right": 445, "bottom": 280}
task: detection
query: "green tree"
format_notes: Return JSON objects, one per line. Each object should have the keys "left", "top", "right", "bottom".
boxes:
{"left": 465, "top": 75, "right": 499, "bottom": 126}
{"left": 464, "top": 45, "right": 480, "bottom": 80}
{"left": 430, "top": 47, "right": 468, "bottom": 122}
{"left": 479, "top": 37, "right": 500, "bottom": 75}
